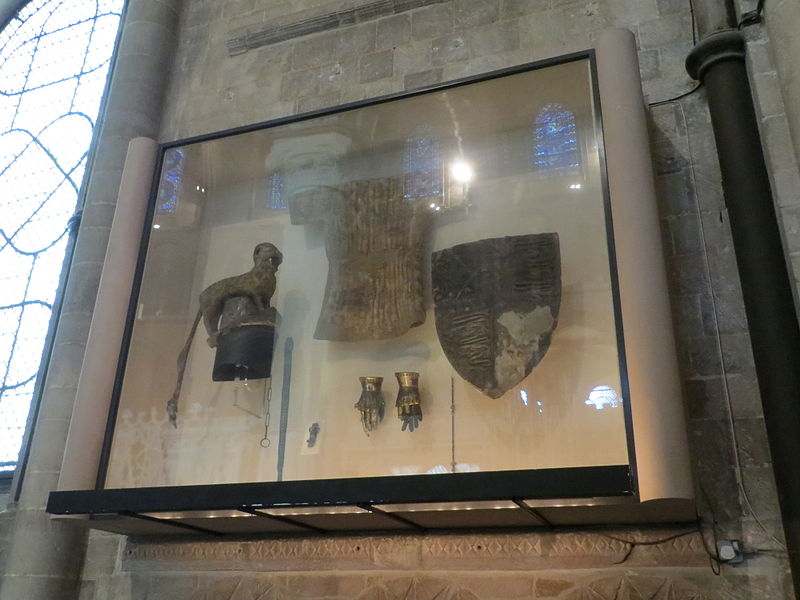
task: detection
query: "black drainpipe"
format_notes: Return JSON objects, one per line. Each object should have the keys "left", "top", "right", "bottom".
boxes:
{"left": 687, "top": 31, "right": 800, "bottom": 596}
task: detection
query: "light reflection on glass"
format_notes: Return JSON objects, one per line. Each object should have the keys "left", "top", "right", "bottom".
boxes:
{"left": 450, "top": 160, "right": 473, "bottom": 183}
{"left": 426, "top": 464, "right": 480, "bottom": 474}
{"left": 585, "top": 385, "right": 620, "bottom": 410}
{"left": 520, "top": 390, "right": 545, "bottom": 413}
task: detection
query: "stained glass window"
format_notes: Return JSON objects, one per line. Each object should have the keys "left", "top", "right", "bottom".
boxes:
{"left": 532, "top": 103, "right": 581, "bottom": 177}
{"left": 156, "top": 147, "right": 185, "bottom": 213}
{"left": 403, "top": 135, "right": 443, "bottom": 199}
{"left": 0, "top": 0, "right": 124, "bottom": 472}
{"left": 267, "top": 171, "right": 287, "bottom": 210}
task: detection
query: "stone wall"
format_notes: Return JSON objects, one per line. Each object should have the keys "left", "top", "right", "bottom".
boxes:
{"left": 78, "top": 527, "right": 794, "bottom": 598}
{"left": 81, "top": 529, "right": 781, "bottom": 599}
{"left": 3, "top": 0, "right": 800, "bottom": 598}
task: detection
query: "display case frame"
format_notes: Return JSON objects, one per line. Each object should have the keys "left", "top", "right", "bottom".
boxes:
{"left": 47, "top": 36, "right": 695, "bottom": 536}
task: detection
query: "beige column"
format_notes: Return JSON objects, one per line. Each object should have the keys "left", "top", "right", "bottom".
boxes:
{"left": 0, "top": 0, "right": 28, "bottom": 31}
{"left": 0, "top": 1, "right": 181, "bottom": 598}
{"left": 57, "top": 138, "right": 158, "bottom": 492}
{"left": 596, "top": 29, "right": 694, "bottom": 503}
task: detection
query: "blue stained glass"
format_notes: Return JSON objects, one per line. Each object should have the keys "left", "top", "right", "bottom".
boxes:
{"left": 532, "top": 104, "right": 580, "bottom": 176}
{"left": 403, "top": 135, "right": 443, "bottom": 199}
{"left": 156, "top": 148, "right": 185, "bottom": 213}
{"left": 267, "top": 172, "right": 287, "bottom": 210}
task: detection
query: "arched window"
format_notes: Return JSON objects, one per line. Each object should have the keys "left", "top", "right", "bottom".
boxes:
{"left": 156, "top": 147, "right": 185, "bottom": 214}
{"left": 267, "top": 171, "right": 287, "bottom": 210}
{"left": 0, "top": 0, "right": 123, "bottom": 472}
{"left": 532, "top": 103, "right": 581, "bottom": 177}
{"left": 403, "top": 134, "right": 443, "bottom": 200}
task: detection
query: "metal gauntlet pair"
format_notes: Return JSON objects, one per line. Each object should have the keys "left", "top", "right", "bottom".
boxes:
{"left": 355, "top": 372, "right": 422, "bottom": 434}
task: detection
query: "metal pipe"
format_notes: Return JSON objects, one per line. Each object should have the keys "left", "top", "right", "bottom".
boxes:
{"left": 691, "top": 0, "right": 735, "bottom": 37}
{"left": 687, "top": 31, "right": 800, "bottom": 597}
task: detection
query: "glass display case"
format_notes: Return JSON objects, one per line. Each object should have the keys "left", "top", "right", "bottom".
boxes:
{"left": 48, "top": 42, "right": 694, "bottom": 535}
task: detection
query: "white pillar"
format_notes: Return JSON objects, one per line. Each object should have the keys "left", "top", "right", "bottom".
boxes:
{"left": 596, "top": 28, "right": 694, "bottom": 503}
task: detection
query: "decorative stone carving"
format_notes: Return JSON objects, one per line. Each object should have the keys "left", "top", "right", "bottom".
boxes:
{"left": 567, "top": 574, "right": 706, "bottom": 600}
{"left": 123, "top": 530, "right": 708, "bottom": 571}
{"left": 265, "top": 131, "right": 352, "bottom": 225}
{"left": 356, "top": 579, "right": 480, "bottom": 600}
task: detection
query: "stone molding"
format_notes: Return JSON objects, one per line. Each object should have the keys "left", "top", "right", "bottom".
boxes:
{"left": 123, "top": 529, "right": 708, "bottom": 573}
{"left": 226, "top": 0, "right": 447, "bottom": 55}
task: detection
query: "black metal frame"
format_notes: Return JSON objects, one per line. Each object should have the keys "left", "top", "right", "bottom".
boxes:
{"left": 50, "top": 466, "right": 633, "bottom": 515}
{"left": 52, "top": 49, "right": 639, "bottom": 521}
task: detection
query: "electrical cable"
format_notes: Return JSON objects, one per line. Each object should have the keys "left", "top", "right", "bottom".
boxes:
{"left": 629, "top": 0, "right": 782, "bottom": 564}
{"left": 648, "top": 84, "right": 702, "bottom": 107}
{"left": 646, "top": 0, "right": 700, "bottom": 107}
{"left": 697, "top": 519, "right": 723, "bottom": 575}
{"left": 598, "top": 530, "right": 698, "bottom": 564}
{"left": 671, "top": 98, "right": 788, "bottom": 552}
{"left": 644, "top": 0, "right": 784, "bottom": 553}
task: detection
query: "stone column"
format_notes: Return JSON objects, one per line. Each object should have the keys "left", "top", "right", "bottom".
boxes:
{"left": 763, "top": 0, "right": 800, "bottom": 168}
{"left": 0, "top": 1, "right": 181, "bottom": 598}
{"left": 0, "top": 0, "right": 28, "bottom": 31}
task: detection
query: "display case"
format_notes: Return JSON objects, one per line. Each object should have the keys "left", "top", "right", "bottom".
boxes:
{"left": 48, "top": 33, "right": 694, "bottom": 536}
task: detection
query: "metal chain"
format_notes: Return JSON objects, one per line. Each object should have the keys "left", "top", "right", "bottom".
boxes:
{"left": 260, "top": 382, "right": 272, "bottom": 448}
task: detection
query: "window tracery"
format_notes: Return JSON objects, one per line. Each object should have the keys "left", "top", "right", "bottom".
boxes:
{"left": 532, "top": 103, "right": 581, "bottom": 177}
{"left": 0, "top": 0, "right": 123, "bottom": 471}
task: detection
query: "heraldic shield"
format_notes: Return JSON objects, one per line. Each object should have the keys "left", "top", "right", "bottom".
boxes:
{"left": 431, "top": 233, "right": 561, "bottom": 399}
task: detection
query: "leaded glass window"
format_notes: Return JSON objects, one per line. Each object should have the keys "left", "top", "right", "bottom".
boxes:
{"left": 532, "top": 103, "right": 580, "bottom": 177}
{"left": 0, "top": 0, "right": 124, "bottom": 472}
{"left": 156, "top": 147, "right": 185, "bottom": 214}
{"left": 267, "top": 171, "right": 287, "bottom": 210}
{"left": 403, "top": 135, "right": 443, "bottom": 199}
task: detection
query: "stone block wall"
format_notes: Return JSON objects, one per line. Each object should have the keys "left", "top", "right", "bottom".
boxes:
{"left": 82, "top": 528, "right": 792, "bottom": 598}
{"left": 0, "top": 501, "right": 12, "bottom": 583}
{"left": 3, "top": 0, "right": 799, "bottom": 598}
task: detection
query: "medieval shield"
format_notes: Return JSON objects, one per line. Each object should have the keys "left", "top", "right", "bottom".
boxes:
{"left": 431, "top": 233, "right": 561, "bottom": 399}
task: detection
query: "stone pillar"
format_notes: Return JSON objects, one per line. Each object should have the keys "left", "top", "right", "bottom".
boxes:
{"left": 0, "top": 0, "right": 28, "bottom": 32}
{"left": 763, "top": 0, "right": 800, "bottom": 169}
{"left": 0, "top": 1, "right": 181, "bottom": 598}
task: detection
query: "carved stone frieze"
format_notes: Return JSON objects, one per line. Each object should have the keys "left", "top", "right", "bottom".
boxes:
{"left": 118, "top": 572, "right": 723, "bottom": 600}
{"left": 567, "top": 574, "right": 706, "bottom": 600}
{"left": 123, "top": 530, "right": 708, "bottom": 573}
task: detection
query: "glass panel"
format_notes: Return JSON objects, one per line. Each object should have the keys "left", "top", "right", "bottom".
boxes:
{"left": 105, "top": 57, "right": 629, "bottom": 489}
